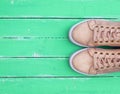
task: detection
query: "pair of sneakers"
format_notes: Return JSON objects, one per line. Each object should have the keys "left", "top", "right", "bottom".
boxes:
{"left": 69, "top": 19, "right": 120, "bottom": 75}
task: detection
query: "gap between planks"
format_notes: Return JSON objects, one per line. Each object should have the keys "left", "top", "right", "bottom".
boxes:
{"left": 0, "top": 76, "right": 119, "bottom": 78}
{"left": 0, "top": 17, "right": 118, "bottom": 19}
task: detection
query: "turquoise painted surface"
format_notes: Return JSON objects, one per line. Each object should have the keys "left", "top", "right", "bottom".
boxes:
{"left": 0, "top": 0, "right": 120, "bottom": 94}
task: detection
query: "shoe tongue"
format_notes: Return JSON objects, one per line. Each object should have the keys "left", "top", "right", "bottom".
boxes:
{"left": 87, "top": 20, "right": 96, "bottom": 30}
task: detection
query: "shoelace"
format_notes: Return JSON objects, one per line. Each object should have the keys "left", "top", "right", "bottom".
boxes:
{"left": 93, "top": 25, "right": 120, "bottom": 43}
{"left": 93, "top": 51, "right": 120, "bottom": 71}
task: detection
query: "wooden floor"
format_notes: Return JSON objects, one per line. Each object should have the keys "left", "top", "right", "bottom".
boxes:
{"left": 0, "top": 0, "right": 120, "bottom": 93}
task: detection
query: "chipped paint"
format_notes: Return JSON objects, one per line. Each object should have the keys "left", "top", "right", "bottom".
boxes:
{"left": 11, "top": 0, "right": 14, "bottom": 4}
{"left": 33, "top": 52, "right": 40, "bottom": 57}
{"left": 27, "top": 28, "right": 31, "bottom": 32}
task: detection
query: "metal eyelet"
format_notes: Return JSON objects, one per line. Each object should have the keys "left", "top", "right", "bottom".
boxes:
{"left": 100, "top": 67, "right": 104, "bottom": 69}
{"left": 106, "top": 66, "right": 110, "bottom": 68}
{"left": 111, "top": 53, "right": 114, "bottom": 55}
{"left": 111, "top": 40, "right": 114, "bottom": 42}
{"left": 117, "top": 53, "right": 120, "bottom": 55}
{"left": 117, "top": 27, "right": 120, "bottom": 29}
{"left": 106, "top": 53, "right": 109, "bottom": 55}
{"left": 95, "top": 68, "right": 98, "bottom": 71}
{"left": 111, "top": 27, "right": 115, "bottom": 29}
{"left": 95, "top": 26, "right": 98, "bottom": 28}
{"left": 105, "top": 41, "right": 108, "bottom": 43}
{"left": 94, "top": 41, "right": 97, "bottom": 43}
{"left": 94, "top": 52, "right": 97, "bottom": 54}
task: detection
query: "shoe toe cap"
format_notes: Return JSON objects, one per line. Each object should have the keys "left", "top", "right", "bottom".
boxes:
{"left": 69, "top": 21, "right": 93, "bottom": 46}
{"left": 70, "top": 49, "right": 93, "bottom": 74}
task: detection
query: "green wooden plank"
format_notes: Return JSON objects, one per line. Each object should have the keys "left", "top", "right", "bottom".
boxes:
{"left": 0, "top": 58, "right": 120, "bottom": 77}
{"left": 0, "top": 0, "right": 120, "bottom": 18}
{"left": 0, "top": 78, "right": 120, "bottom": 94}
{"left": 0, "top": 39, "right": 81, "bottom": 57}
{"left": 0, "top": 19, "right": 80, "bottom": 36}
{"left": 0, "top": 58, "right": 76, "bottom": 76}
{"left": 0, "top": 19, "right": 118, "bottom": 37}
